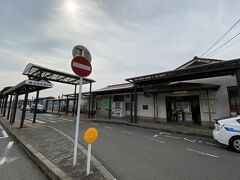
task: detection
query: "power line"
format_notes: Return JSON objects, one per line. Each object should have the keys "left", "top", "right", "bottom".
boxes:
{"left": 204, "top": 32, "right": 240, "bottom": 57}
{"left": 200, "top": 18, "right": 240, "bottom": 57}
{"left": 208, "top": 36, "right": 240, "bottom": 57}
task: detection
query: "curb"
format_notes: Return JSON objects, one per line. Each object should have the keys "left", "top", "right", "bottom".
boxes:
{"left": 0, "top": 119, "right": 73, "bottom": 180}
{"left": 87, "top": 119, "right": 213, "bottom": 138}
{"left": 45, "top": 125, "right": 116, "bottom": 180}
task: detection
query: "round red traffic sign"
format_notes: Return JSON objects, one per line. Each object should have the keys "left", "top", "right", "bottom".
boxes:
{"left": 71, "top": 56, "right": 92, "bottom": 77}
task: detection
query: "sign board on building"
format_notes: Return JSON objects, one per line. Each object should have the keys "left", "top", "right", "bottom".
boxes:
{"left": 25, "top": 80, "right": 53, "bottom": 88}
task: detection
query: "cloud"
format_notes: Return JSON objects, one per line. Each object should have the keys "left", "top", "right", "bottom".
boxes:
{"left": 0, "top": 0, "right": 240, "bottom": 97}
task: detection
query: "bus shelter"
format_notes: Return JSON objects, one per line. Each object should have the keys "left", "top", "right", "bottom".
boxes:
{"left": 3, "top": 79, "right": 53, "bottom": 127}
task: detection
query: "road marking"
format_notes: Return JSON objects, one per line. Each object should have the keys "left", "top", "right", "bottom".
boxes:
{"left": 159, "top": 132, "right": 171, "bottom": 135}
{"left": 198, "top": 141, "right": 202, "bottom": 143}
{"left": 206, "top": 142, "right": 221, "bottom": 147}
{"left": 36, "top": 120, "right": 46, "bottom": 124}
{"left": 57, "top": 119, "right": 66, "bottom": 122}
{"left": 0, "top": 141, "right": 14, "bottom": 166}
{"left": 104, "top": 126, "right": 113, "bottom": 130}
{"left": 91, "top": 123, "right": 98, "bottom": 126}
{"left": 184, "top": 138, "right": 196, "bottom": 143}
{"left": 153, "top": 134, "right": 158, "bottom": 137}
{"left": 48, "top": 120, "right": 56, "bottom": 123}
{"left": 165, "top": 135, "right": 180, "bottom": 139}
{"left": 59, "top": 118, "right": 72, "bottom": 121}
{"left": 2, "top": 130, "right": 8, "bottom": 138}
{"left": 122, "top": 130, "right": 134, "bottom": 135}
{"left": 150, "top": 138, "right": 165, "bottom": 143}
{"left": 48, "top": 117, "right": 53, "bottom": 120}
{"left": 186, "top": 148, "right": 219, "bottom": 158}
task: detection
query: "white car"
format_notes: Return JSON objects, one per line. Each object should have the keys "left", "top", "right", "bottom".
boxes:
{"left": 213, "top": 116, "right": 240, "bottom": 152}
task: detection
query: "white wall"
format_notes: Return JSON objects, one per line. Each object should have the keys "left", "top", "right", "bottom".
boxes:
{"left": 137, "top": 92, "right": 154, "bottom": 118}
{"left": 135, "top": 75, "right": 237, "bottom": 122}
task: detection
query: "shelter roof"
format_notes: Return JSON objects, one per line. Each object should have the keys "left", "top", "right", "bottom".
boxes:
{"left": 126, "top": 57, "right": 240, "bottom": 86}
{"left": 3, "top": 80, "right": 53, "bottom": 95}
{"left": 92, "top": 83, "right": 134, "bottom": 95}
{"left": 144, "top": 82, "right": 220, "bottom": 93}
{"left": 23, "top": 63, "right": 95, "bottom": 85}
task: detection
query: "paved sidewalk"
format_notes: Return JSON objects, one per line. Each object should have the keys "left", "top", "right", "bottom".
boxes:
{"left": 85, "top": 117, "right": 213, "bottom": 138}
{"left": 0, "top": 115, "right": 115, "bottom": 180}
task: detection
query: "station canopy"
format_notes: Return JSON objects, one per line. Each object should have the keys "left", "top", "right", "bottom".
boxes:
{"left": 23, "top": 63, "right": 95, "bottom": 85}
{"left": 3, "top": 79, "right": 53, "bottom": 96}
{"left": 0, "top": 86, "right": 12, "bottom": 98}
{"left": 126, "top": 57, "right": 240, "bottom": 86}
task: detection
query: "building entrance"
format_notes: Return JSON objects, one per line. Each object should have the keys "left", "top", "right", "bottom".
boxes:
{"left": 166, "top": 95, "right": 201, "bottom": 124}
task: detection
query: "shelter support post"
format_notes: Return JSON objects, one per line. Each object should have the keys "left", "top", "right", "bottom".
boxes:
{"left": 1, "top": 98, "right": 5, "bottom": 114}
{"left": 0, "top": 98, "right": 2, "bottom": 112}
{"left": 134, "top": 84, "right": 138, "bottom": 123}
{"left": 73, "top": 85, "right": 77, "bottom": 116}
{"left": 20, "top": 90, "right": 28, "bottom": 128}
{"left": 52, "top": 100, "right": 54, "bottom": 113}
{"left": 66, "top": 96, "right": 69, "bottom": 115}
{"left": 130, "top": 91, "right": 133, "bottom": 123}
{"left": 3, "top": 95, "right": 9, "bottom": 116}
{"left": 91, "top": 94, "right": 95, "bottom": 118}
{"left": 108, "top": 94, "right": 112, "bottom": 120}
{"left": 33, "top": 90, "right": 39, "bottom": 123}
{"left": 46, "top": 100, "right": 48, "bottom": 111}
{"left": 11, "top": 94, "right": 18, "bottom": 125}
{"left": 88, "top": 82, "right": 92, "bottom": 118}
{"left": 206, "top": 89, "right": 212, "bottom": 126}
{"left": 58, "top": 100, "right": 60, "bottom": 114}
{"left": 7, "top": 94, "right": 13, "bottom": 119}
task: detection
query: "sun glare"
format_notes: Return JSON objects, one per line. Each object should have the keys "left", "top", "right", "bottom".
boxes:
{"left": 66, "top": 0, "right": 77, "bottom": 14}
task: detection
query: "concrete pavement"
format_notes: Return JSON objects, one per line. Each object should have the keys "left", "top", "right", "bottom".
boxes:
{"left": 0, "top": 113, "right": 115, "bottom": 180}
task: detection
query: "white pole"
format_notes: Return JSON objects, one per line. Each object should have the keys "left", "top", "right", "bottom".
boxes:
{"left": 73, "top": 77, "right": 83, "bottom": 166}
{"left": 86, "top": 143, "right": 91, "bottom": 175}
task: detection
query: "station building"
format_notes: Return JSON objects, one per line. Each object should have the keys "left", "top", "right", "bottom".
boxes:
{"left": 92, "top": 57, "right": 240, "bottom": 127}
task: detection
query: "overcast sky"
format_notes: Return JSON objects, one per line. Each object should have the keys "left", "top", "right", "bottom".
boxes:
{"left": 0, "top": 0, "right": 240, "bottom": 98}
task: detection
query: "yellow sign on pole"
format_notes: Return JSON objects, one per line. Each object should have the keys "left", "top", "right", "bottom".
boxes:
{"left": 84, "top": 127, "right": 98, "bottom": 144}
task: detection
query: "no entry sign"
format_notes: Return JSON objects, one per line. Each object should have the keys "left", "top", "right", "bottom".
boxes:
{"left": 71, "top": 56, "right": 92, "bottom": 77}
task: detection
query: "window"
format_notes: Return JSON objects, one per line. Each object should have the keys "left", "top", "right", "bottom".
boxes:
{"left": 228, "top": 86, "right": 240, "bottom": 114}
{"left": 143, "top": 105, "right": 148, "bottom": 110}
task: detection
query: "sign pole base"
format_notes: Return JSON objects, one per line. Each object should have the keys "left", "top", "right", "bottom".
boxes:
{"left": 86, "top": 143, "right": 91, "bottom": 175}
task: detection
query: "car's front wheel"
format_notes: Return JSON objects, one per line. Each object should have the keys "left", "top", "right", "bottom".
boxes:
{"left": 229, "top": 137, "right": 240, "bottom": 153}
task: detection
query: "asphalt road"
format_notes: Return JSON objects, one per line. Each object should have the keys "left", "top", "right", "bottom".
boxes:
{"left": 21, "top": 111, "right": 240, "bottom": 180}
{"left": 0, "top": 124, "right": 47, "bottom": 180}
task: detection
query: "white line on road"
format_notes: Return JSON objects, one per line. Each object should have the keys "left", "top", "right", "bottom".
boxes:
{"left": 2, "top": 130, "right": 8, "bottom": 138}
{"left": 206, "top": 142, "right": 221, "bottom": 147}
{"left": 0, "top": 141, "right": 14, "bottom": 166}
{"left": 36, "top": 120, "right": 46, "bottom": 124}
{"left": 122, "top": 130, "right": 134, "bottom": 135}
{"left": 159, "top": 132, "right": 171, "bottom": 135}
{"left": 165, "top": 135, "right": 180, "bottom": 139}
{"left": 184, "top": 138, "right": 196, "bottom": 143}
{"left": 186, "top": 148, "right": 219, "bottom": 158}
{"left": 153, "top": 134, "right": 158, "bottom": 137}
{"left": 150, "top": 138, "right": 165, "bottom": 143}
{"left": 104, "top": 126, "right": 113, "bottom": 130}
{"left": 91, "top": 123, "right": 98, "bottom": 126}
